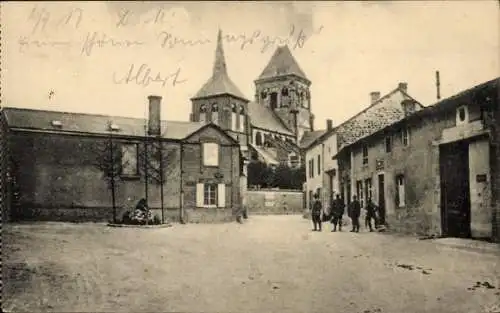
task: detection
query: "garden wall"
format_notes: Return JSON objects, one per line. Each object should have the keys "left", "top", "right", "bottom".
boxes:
{"left": 246, "top": 189, "right": 304, "bottom": 215}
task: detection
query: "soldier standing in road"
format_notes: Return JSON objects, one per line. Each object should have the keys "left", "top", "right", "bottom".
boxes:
{"left": 311, "top": 193, "right": 323, "bottom": 231}
{"left": 365, "top": 197, "right": 377, "bottom": 232}
{"left": 331, "top": 194, "right": 345, "bottom": 232}
{"left": 349, "top": 195, "right": 361, "bottom": 232}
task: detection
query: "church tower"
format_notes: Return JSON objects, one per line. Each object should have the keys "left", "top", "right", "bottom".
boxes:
{"left": 190, "top": 29, "right": 250, "bottom": 146}
{"left": 254, "top": 46, "right": 314, "bottom": 143}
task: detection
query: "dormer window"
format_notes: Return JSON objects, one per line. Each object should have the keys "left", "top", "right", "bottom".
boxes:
{"left": 51, "top": 120, "right": 62, "bottom": 127}
{"left": 109, "top": 123, "right": 120, "bottom": 131}
{"left": 456, "top": 105, "right": 468, "bottom": 125}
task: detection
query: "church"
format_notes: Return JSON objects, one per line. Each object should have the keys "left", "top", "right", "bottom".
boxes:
{"left": 189, "top": 30, "right": 315, "bottom": 168}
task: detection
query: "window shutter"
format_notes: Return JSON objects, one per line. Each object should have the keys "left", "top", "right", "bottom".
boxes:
{"left": 217, "top": 183, "right": 226, "bottom": 208}
{"left": 196, "top": 183, "right": 204, "bottom": 207}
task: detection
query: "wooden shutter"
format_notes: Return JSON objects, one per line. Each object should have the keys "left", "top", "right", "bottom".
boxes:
{"left": 217, "top": 183, "right": 226, "bottom": 208}
{"left": 196, "top": 183, "right": 204, "bottom": 207}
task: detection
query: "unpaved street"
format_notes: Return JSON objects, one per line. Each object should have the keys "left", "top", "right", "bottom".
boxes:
{"left": 3, "top": 215, "right": 500, "bottom": 313}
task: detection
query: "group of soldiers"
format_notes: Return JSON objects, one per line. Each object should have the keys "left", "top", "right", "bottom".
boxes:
{"left": 310, "top": 193, "right": 382, "bottom": 232}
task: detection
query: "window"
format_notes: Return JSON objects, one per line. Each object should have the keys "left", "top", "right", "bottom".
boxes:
{"left": 317, "top": 154, "right": 321, "bottom": 175}
{"left": 196, "top": 183, "right": 226, "bottom": 208}
{"left": 199, "top": 104, "right": 207, "bottom": 123}
{"left": 211, "top": 103, "right": 219, "bottom": 125}
{"left": 255, "top": 132, "right": 262, "bottom": 146}
{"left": 362, "top": 145, "right": 368, "bottom": 165}
{"left": 202, "top": 142, "right": 219, "bottom": 167}
{"left": 270, "top": 92, "right": 278, "bottom": 110}
{"left": 456, "top": 105, "right": 469, "bottom": 125}
{"left": 204, "top": 184, "right": 217, "bottom": 206}
{"left": 311, "top": 158, "right": 315, "bottom": 178}
{"left": 364, "top": 178, "right": 372, "bottom": 201}
{"left": 385, "top": 136, "right": 392, "bottom": 153}
{"left": 239, "top": 106, "right": 246, "bottom": 132}
{"left": 121, "top": 143, "right": 139, "bottom": 176}
{"left": 231, "top": 103, "right": 238, "bottom": 131}
{"left": 458, "top": 106, "right": 466, "bottom": 122}
{"left": 401, "top": 128, "right": 410, "bottom": 146}
{"left": 396, "top": 175, "right": 405, "bottom": 207}
{"left": 290, "top": 155, "right": 299, "bottom": 168}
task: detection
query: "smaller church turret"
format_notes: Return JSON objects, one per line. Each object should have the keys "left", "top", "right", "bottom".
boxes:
{"left": 190, "top": 29, "right": 250, "bottom": 147}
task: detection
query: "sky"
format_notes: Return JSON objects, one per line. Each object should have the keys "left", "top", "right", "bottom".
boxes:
{"left": 2, "top": 1, "right": 499, "bottom": 129}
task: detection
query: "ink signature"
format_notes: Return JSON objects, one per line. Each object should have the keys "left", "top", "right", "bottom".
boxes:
{"left": 158, "top": 32, "right": 211, "bottom": 49}
{"left": 115, "top": 8, "right": 174, "bottom": 28}
{"left": 113, "top": 63, "right": 187, "bottom": 88}
{"left": 156, "top": 24, "right": 324, "bottom": 52}
{"left": 28, "top": 5, "right": 83, "bottom": 34}
{"left": 81, "top": 31, "right": 145, "bottom": 56}
{"left": 18, "top": 36, "right": 73, "bottom": 52}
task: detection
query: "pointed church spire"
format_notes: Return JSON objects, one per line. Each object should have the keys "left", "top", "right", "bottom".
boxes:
{"left": 191, "top": 29, "right": 248, "bottom": 101}
{"left": 212, "top": 28, "right": 228, "bottom": 78}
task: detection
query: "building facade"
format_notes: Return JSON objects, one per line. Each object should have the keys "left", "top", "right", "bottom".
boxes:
{"left": 304, "top": 83, "right": 423, "bottom": 214}
{"left": 336, "top": 78, "right": 499, "bottom": 240}
{"left": 190, "top": 29, "right": 314, "bottom": 167}
{"left": 2, "top": 96, "right": 243, "bottom": 223}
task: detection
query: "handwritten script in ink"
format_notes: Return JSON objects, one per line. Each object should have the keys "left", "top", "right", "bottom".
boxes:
{"left": 113, "top": 63, "right": 187, "bottom": 88}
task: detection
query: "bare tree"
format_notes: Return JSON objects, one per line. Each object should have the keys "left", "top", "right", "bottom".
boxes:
{"left": 137, "top": 139, "right": 176, "bottom": 224}
{"left": 93, "top": 123, "right": 123, "bottom": 223}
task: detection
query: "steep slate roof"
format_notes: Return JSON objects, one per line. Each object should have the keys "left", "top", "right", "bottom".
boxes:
{"left": 336, "top": 86, "right": 424, "bottom": 150}
{"left": 192, "top": 29, "right": 247, "bottom": 101}
{"left": 3, "top": 107, "right": 207, "bottom": 140}
{"left": 257, "top": 45, "right": 309, "bottom": 81}
{"left": 299, "top": 130, "right": 328, "bottom": 149}
{"left": 249, "top": 143, "right": 279, "bottom": 165}
{"left": 247, "top": 101, "right": 294, "bottom": 135}
{"left": 264, "top": 133, "right": 300, "bottom": 153}
{"left": 338, "top": 77, "right": 499, "bottom": 153}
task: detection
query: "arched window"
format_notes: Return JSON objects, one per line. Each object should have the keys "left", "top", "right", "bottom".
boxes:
{"left": 231, "top": 103, "right": 238, "bottom": 131}
{"left": 211, "top": 103, "right": 219, "bottom": 125}
{"left": 239, "top": 106, "right": 246, "bottom": 132}
{"left": 255, "top": 131, "right": 263, "bottom": 146}
{"left": 199, "top": 104, "right": 207, "bottom": 123}
{"left": 281, "top": 87, "right": 289, "bottom": 96}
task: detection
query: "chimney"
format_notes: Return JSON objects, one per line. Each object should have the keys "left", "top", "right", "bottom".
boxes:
{"left": 398, "top": 82, "right": 408, "bottom": 93}
{"left": 148, "top": 95, "right": 162, "bottom": 136}
{"left": 309, "top": 114, "right": 315, "bottom": 131}
{"left": 326, "top": 119, "right": 333, "bottom": 131}
{"left": 401, "top": 99, "right": 416, "bottom": 116}
{"left": 435, "top": 71, "right": 441, "bottom": 100}
{"left": 370, "top": 92, "right": 381, "bottom": 104}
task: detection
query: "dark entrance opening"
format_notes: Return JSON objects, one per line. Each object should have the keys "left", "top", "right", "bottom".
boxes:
{"left": 270, "top": 92, "right": 278, "bottom": 110}
{"left": 378, "top": 174, "right": 386, "bottom": 225}
{"left": 440, "top": 141, "right": 471, "bottom": 238}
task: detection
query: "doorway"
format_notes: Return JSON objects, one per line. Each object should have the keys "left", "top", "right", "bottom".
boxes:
{"left": 440, "top": 141, "right": 471, "bottom": 238}
{"left": 378, "top": 174, "right": 386, "bottom": 225}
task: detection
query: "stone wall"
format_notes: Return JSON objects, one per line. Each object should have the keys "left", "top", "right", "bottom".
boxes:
{"left": 8, "top": 125, "right": 242, "bottom": 223}
{"left": 246, "top": 189, "right": 303, "bottom": 215}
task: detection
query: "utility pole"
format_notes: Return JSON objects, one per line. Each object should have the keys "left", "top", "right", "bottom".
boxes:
{"left": 436, "top": 71, "right": 441, "bottom": 101}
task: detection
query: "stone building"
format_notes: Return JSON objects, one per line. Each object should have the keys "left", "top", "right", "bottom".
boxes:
{"left": 0, "top": 96, "right": 243, "bottom": 223}
{"left": 335, "top": 78, "right": 499, "bottom": 240}
{"left": 303, "top": 83, "right": 423, "bottom": 213}
{"left": 190, "top": 30, "right": 314, "bottom": 167}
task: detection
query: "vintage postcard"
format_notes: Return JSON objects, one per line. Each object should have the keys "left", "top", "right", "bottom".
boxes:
{"left": 1, "top": 1, "right": 499, "bottom": 312}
